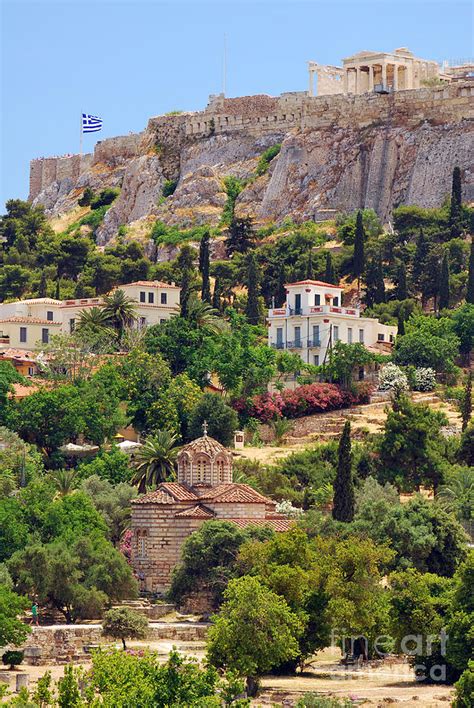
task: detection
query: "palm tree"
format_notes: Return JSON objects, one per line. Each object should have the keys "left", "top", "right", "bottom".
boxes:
{"left": 102, "top": 289, "right": 138, "bottom": 336}
{"left": 50, "top": 468, "right": 79, "bottom": 497}
{"left": 185, "top": 295, "right": 228, "bottom": 335}
{"left": 438, "top": 469, "right": 474, "bottom": 523}
{"left": 270, "top": 417, "right": 292, "bottom": 445}
{"left": 131, "top": 430, "right": 179, "bottom": 493}
{"left": 76, "top": 306, "right": 111, "bottom": 333}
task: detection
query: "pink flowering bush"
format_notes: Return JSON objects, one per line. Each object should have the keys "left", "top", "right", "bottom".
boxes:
{"left": 234, "top": 382, "right": 372, "bottom": 423}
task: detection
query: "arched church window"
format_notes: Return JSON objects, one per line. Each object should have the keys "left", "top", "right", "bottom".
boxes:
{"left": 137, "top": 530, "right": 147, "bottom": 558}
{"left": 196, "top": 457, "right": 209, "bottom": 483}
{"left": 216, "top": 458, "right": 225, "bottom": 483}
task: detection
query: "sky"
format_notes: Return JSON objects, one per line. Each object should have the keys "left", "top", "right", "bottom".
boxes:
{"left": 1, "top": 0, "right": 473, "bottom": 208}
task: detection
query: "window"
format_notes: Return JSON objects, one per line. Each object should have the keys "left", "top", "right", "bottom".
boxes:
{"left": 347, "top": 327, "right": 353, "bottom": 344}
{"left": 314, "top": 294, "right": 321, "bottom": 306}
{"left": 333, "top": 325, "right": 339, "bottom": 342}
{"left": 160, "top": 318, "right": 166, "bottom": 324}
{"left": 294, "top": 326, "right": 301, "bottom": 346}
{"left": 276, "top": 327, "right": 283, "bottom": 348}
{"left": 160, "top": 292, "right": 167, "bottom": 305}
{"left": 46, "top": 311, "right": 54, "bottom": 321}
{"left": 140, "top": 291, "right": 146, "bottom": 303}
{"left": 137, "top": 531, "right": 147, "bottom": 558}
{"left": 312, "top": 325, "right": 320, "bottom": 345}
{"left": 294, "top": 294, "right": 301, "bottom": 313}
{"left": 377, "top": 333, "right": 385, "bottom": 342}
{"left": 28, "top": 367, "right": 35, "bottom": 376}
{"left": 148, "top": 292, "right": 154, "bottom": 304}
{"left": 41, "top": 328, "right": 49, "bottom": 344}
{"left": 69, "top": 319, "right": 75, "bottom": 333}
{"left": 20, "top": 327, "right": 27, "bottom": 343}
{"left": 359, "top": 329, "right": 365, "bottom": 343}
{"left": 313, "top": 354, "right": 320, "bottom": 366}
{"left": 333, "top": 297, "right": 339, "bottom": 307}
{"left": 196, "top": 457, "right": 208, "bottom": 483}
{"left": 216, "top": 459, "right": 225, "bottom": 483}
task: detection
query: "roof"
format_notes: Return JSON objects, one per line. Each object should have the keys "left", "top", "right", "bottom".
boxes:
{"left": 175, "top": 505, "right": 215, "bottom": 519}
{"left": 121, "top": 281, "right": 180, "bottom": 290}
{"left": 179, "top": 435, "right": 228, "bottom": 458}
{"left": 160, "top": 482, "right": 199, "bottom": 501}
{"left": 226, "top": 518, "right": 294, "bottom": 532}
{"left": 10, "top": 298, "right": 63, "bottom": 306}
{"left": 285, "top": 279, "right": 342, "bottom": 290}
{"left": 0, "top": 349, "right": 39, "bottom": 362}
{"left": 199, "top": 484, "right": 275, "bottom": 505}
{"left": 0, "top": 317, "right": 62, "bottom": 325}
{"left": 131, "top": 489, "right": 176, "bottom": 505}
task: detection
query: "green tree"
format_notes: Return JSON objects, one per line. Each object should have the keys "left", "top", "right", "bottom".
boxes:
{"left": 207, "top": 575, "right": 303, "bottom": 696}
{"left": 131, "top": 431, "right": 179, "bottom": 493}
{"left": 379, "top": 396, "right": 447, "bottom": 492}
{"left": 212, "top": 275, "right": 222, "bottom": 311}
{"left": 102, "top": 607, "right": 149, "bottom": 649}
{"left": 199, "top": 229, "right": 211, "bottom": 303}
{"left": 353, "top": 210, "right": 365, "bottom": 291}
{"left": 396, "top": 261, "right": 408, "bottom": 300}
{"left": 451, "top": 303, "right": 474, "bottom": 367}
{"left": 324, "top": 251, "right": 336, "bottom": 285}
{"left": 365, "top": 255, "right": 385, "bottom": 307}
{"left": 449, "top": 166, "right": 462, "bottom": 229}
{"left": 306, "top": 250, "right": 314, "bottom": 279}
{"left": 80, "top": 475, "right": 136, "bottom": 544}
{"left": 225, "top": 217, "right": 255, "bottom": 255}
{"left": 245, "top": 253, "right": 260, "bottom": 325}
{"left": 178, "top": 245, "right": 196, "bottom": 318}
{"left": 412, "top": 229, "right": 430, "bottom": 298}
{"left": 459, "top": 424, "right": 474, "bottom": 466}
{"left": 0, "top": 586, "right": 30, "bottom": 646}
{"left": 187, "top": 393, "right": 238, "bottom": 446}
{"left": 439, "top": 251, "right": 450, "bottom": 311}
{"left": 275, "top": 261, "right": 287, "bottom": 306}
{"left": 461, "top": 371, "right": 472, "bottom": 432}
{"left": 102, "top": 289, "right": 138, "bottom": 337}
{"left": 394, "top": 314, "right": 459, "bottom": 373}
{"left": 332, "top": 421, "right": 354, "bottom": 522}
{"left": 78, "top": 186, "right": 94, "bottom": 207}
{"left": 466, "top": 239, "right": 474, "bottom": 304}
{"left": 76, "top": 446, "right": 132, "bottom": 485}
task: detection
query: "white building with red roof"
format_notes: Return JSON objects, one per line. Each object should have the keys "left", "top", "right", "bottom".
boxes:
{"left": 130, "top": 430, "right": 292, "bottom": 594}
{"left": 268, "top": 279, "right": 397, "bottom": 369}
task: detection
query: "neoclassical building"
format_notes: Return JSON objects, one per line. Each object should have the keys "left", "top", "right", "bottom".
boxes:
{"left": 131, "top": 429, "right": 292, "bottom": 595}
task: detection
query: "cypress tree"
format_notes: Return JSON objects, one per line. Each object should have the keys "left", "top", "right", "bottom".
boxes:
{"left": 306, "top": 250, "right": 314, "bottom": 279}
{"left": 467, "top": 239, "right": 474, "bottom": 304}
{"left": 276, "top": 262, "right": 287, "bottom": 308}
{"left": 245, "top": 253, "right": 260, "bottom": 325}
{"left": 178, "top": 245, "right": 195, "bottom": 318}
{"left": 353, "top": 211, "right": 365, "bottom": 292}
{"left": 449, "top": 166, "right": 462, "bottom": 224}
{"left": 55, "top": 279, "right": 60, "bottom": 300}
{"left": 364, "top": 258, "right": 378, "bottom": 308}
{"left": 439, "top": 251, "right": 450, "bottom": 311}
{"left": 397, "top": 312, "right": 405, "bottom": 337}
{"left": 38, "top": 271, "right": 47, "bottom": 298}
{"left": 461, "top": 371, "right": 472, "bottom": 432}
{"left": 375, "top": 255, "right": 385, "bottom": 304}
{"left": 212, "top": 276, "right": 222, "bottom": 312}
{"left": 324, "top": 251, "right": 336, "bottom": 284}
{"left": 199, "top": 229, "right": 211, "bottom": 303}
{"left": 332, "top": 421, "right": 354, "bottom": 522}
{"left": 396, "top": 262, "right": 408, "bottom": 300}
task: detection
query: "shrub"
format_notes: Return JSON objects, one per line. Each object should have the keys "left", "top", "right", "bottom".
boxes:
{"left": 2, "top": 650, "right": 23, "bottom": 670}
{"left": 255, "top": 144, "right": 281, "bottom": 176}
{"left": 453, "top": 662, "right": 474, "bottom": 708}
{"left": 162, "top": 179, "right": 178, "bottom": 198}
{"left": 412, "top": 367, "right": 437, "bottom": 392}
{"left": 234, "top": 383, "right": 366, "bottom": 423}
{"left": 78, "top": 187, "right": 94, "bottom": 207}
{"left": 91, "top": 188, "right": 120, "bottom": 210}
{"left": 378, "top": 363, "right": 408, "bottom": 393}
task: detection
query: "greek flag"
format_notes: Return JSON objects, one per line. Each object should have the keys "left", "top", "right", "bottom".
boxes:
{"left": 82, "top": 113, "right": 103, "bottom": 133}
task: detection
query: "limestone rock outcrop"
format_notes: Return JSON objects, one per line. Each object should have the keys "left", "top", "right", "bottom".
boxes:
{"left": 30, "top": 84, "right": 474, "bottom": 245}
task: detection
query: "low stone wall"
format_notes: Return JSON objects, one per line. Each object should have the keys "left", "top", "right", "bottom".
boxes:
{"left": 20, "top": 622, "right": 209, "bottom": 663}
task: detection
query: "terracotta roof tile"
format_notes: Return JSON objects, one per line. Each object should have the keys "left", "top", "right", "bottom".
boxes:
{"left": 131, "top": 489, "right": 175, "bottom": 505}
{"left": 160, "top": 483, "right": 199, "bottom": 501}
{"left": 0, "top": 317, "right": 62, "bottom": 325}
{"left": 175, "top": 505, "right": 215, "bottom": 519}
{"left": 226, "top": 518, "right": 294, "bottom": 532}
{"left": 122, "top": 281, "right": 180, "bottom": 289}
{"left": 199, "top": 484, "right": 274, "bottom": 505}
{"left": 180, "top": 435, "right": 228, "bottom": 458}
{"left": 285, "top": 279, "right": 341, "bottom": 289}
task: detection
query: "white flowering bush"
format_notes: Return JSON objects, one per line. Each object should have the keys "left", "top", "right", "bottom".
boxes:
{"left": 275, "top": 500, "right": 303, "bottom": 518}
{"left": 413, "top": 367, "right": 436, "bottom": 391}
{"left": 378, "top": 363, "right": 409, "bottom": 393}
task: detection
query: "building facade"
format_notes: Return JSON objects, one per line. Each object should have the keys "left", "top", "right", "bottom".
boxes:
{"left": 308, "top": 47, "right": 454, "bottom": 96}
{"left": 267, "top": 279, "right": 397, "bottom": 368}
{"left": 0, "top": 281, "right": 179, "bottom": 351}
{"left": 131, "top": 431, "right": 292, "bottom": 595}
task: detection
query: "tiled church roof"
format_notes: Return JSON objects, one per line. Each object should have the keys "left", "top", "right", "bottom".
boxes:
{"left": 179, "top": 435, "right": 228, "bottom": 457}
{"left": 175, "top": 505, "right": 215, "bottom": 519}
{"left": 131, "top": 489, "right": 176, "bottom": 505}
{"left": 227, "top": 518, "right": 294, "bottom": 531}
{"left": 198, "top": 484, "right": 274, "bottom": 505}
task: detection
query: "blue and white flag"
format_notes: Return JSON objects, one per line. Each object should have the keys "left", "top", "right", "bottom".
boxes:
{"left": 82, "top": 113, "right": 103, "bottom": 133}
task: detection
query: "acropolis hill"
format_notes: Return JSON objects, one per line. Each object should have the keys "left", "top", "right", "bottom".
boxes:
{"left": 29, "top": 48, "right": 474, "bottom": 244}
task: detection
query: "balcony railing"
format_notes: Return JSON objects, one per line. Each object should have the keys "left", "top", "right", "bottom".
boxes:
{"left": 307, "top": 338, "right": 321, "bottom": 348}
{"left": 287, "top": 340, "right": 303, "bottom": 349}
{"left": 268, "top": 305, "right": 359, "bottom": 318}
{"left": 271, "top": 342, "right": 286, "bottom": 350}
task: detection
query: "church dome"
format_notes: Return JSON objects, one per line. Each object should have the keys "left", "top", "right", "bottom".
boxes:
{"left": 177, "top": 425, "right": 233, "bottom": 488}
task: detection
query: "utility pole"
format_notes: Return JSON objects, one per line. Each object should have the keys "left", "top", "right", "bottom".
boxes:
{"left": 223, "top": 33, "right": 227, "bottom": 96}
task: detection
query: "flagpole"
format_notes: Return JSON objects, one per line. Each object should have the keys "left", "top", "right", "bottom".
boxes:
{"left": 79, "top": 114, "right": 83, "bottom": 156}
{"left": 223, "top": 33, "right": 227, "bottom": 96}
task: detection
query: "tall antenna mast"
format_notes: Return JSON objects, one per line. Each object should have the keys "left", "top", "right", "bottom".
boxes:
{"left": 223, "top": 33, "right": 227, "bottom": 96}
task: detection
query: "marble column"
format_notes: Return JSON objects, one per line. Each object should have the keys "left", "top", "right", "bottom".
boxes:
{"left": 381, "top": 63, "right": 387, "bottom": 89}
{"left": 309, "top": 69, "right": 314, "bottom": 97}
{"left": 355, "top": 67, "right": 361, "bottom": 94}
{"left": 343, "top": 70, "right": 348, "bottom": 94}
{"left": 393, "top": 64, "right": 398, "bottom": 91}
{"left": 368, "top": 65, "right": 374, "bottom": 91}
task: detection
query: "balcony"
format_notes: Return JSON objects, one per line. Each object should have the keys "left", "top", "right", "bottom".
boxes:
{"left": 268, "top": 305, "right": 359, "bottom": 318}
{"left": 307, "top": 338, "right": 321, "bottom": 348}
{"left": 270, "top": 342, "right": 286, "bottom": 350}
{"left": 287, "top": 340, "right": 303, "bottom": 349}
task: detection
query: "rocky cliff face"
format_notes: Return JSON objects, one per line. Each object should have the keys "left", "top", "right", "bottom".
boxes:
{"left": 31, "top": 84, "right": 474, "bottom": 245}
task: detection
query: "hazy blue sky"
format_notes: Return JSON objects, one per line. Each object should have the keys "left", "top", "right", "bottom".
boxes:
{"left": 1, "top": 0, "right": 473, "bottom": 208}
